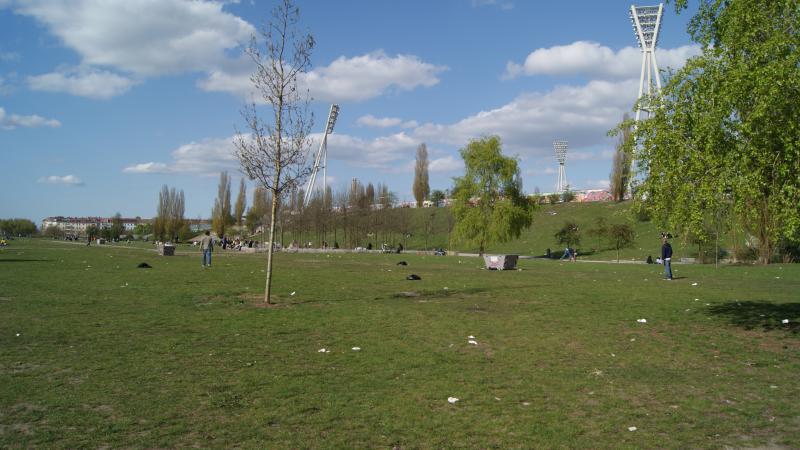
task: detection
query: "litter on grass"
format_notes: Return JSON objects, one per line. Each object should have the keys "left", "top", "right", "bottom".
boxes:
{"left": 448, "top": 397, "right": 459, "bottom": 404}
{"left": 692, "top": 282, "right": 698, "bottom": 286}
{"left": 782, "top": 319, "right": 790, "bottom": 324}
{"left": 468, "top": 340, "right": 478, "bottom": 345}
{"left": 468, "top": 335, "right": 475, "bottom": 339}
{"left": 637, "top": 319, "right": 647, "bottom": 323}
{"left": 628, "top": 426, "right": 637, "bottom": 432}
{"left": 352, "top": 347, "right": 361, "bottom": 351}
{"left": 290, "top": 291, "right": 296, "bottom": 296}
{"left": 318, "top": 348, "right": 330, "bottom": 353}
{"left": 15, "top": 333, "right": 20, "bottom": 337}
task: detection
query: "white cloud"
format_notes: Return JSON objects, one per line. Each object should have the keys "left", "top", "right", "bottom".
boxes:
{"left": 582, "top": 179, "right": 610, "bottom": 189}
{"left": 414, "top": 79, "right": 638, "bottom": 156}
{"left": 356, "top": 114, "right": 418, "bottom": 129}
{"left": 472, "top": 0, "right": 514, "bottom": 10}
{"left": 27, "top": 67, "right": 138, "bottom": 99}
{"left": 305, "top": 52, "right": 447, "bottom": 102}
{"left": 323, "top": 132, "right": 419, "bottom": 169}
{"left": 200, "top": 51, "right": 447, "bottom": 103}
{"left": 123, "top": 136, "right": 239, "bottom": 175}
{"left": 10, "top": 0, "right": 254, "bottom": 77}
{"left": 504, "top": 41, "right": 701, "bottom": 80}
{"left": 0, "top": 106, "right": 61, "bottom": 130}
{"left": 429, "top": 155, "right": 463, "bottom": 173}
{"left": 122, "top": 162, "right": 171, "bottom": 174}
{"left": 0, "top": 51, "right": 20, "bottom": 62}
{"left": 37, "top": 174, "right": 83, "bottom": 186}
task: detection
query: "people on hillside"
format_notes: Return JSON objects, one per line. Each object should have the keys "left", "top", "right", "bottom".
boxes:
{"left": 661, "top": 233, "right": 673, "bottom": 280}
{"left": 200, "top": 230, "right": 213, "bottom": 267}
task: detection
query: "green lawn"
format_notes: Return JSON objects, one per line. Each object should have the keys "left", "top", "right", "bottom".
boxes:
{"left": 1, "top": 239, "right": 798, "bottom": 448}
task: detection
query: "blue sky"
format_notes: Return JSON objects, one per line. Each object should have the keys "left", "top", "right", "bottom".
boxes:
{"left": 0, "top": 0, "right": 699, "bottom": 222}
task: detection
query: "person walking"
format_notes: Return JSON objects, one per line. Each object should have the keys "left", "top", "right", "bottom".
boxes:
{"left": 661, "top": 233, "right": 673, "bottom": 280}
{"left": 200, "top": 231, "right": 214, "bottom": 267}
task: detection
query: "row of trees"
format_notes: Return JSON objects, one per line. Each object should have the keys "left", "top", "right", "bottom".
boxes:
{"left": 555, "top": 218, "right": 635, "bottom": 263}
{"left": 153, "top": 185, "right": 188, "bottom": 241}
{"left": 0, "top": 218, "right": 37, "bottom": 237}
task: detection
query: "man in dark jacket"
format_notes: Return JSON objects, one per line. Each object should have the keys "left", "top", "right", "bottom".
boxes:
{"left": 661, "top": 234, "right": 673, "bottom": 280}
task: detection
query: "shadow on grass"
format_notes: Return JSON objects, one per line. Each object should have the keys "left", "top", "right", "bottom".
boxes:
{"left": 706, "top": 301, "right": 800, "bottom": 334}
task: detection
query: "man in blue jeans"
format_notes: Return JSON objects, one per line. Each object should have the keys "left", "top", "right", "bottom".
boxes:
{"left": 200, "top": 230, "right": 213, "bottom": 267}
{"left": 661, "top": 234, "right": 673, "bottom": 280}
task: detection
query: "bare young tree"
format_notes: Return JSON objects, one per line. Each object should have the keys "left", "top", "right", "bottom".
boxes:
{"left": 234, "top": 178, "right": 247, "bottom": 227}
{"left": 212, "top": 171, "right": 232, "bottom": 237}
{"left": 413, "top": 143, "right": 430, "bottom": 208}
{"left": 233, "top": 0, "right": 314, "bottom": 304}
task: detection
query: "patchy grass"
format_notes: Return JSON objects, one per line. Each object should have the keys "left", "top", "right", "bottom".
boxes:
{"left": 0, "top": 239, "right": 798, "bottom": 448}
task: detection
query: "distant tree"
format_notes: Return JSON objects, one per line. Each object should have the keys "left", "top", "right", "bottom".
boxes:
{"left": 430, "top": 189, "right": 446, "bottom": 207}
{"left": 588, "top": 217, "right": 608, "bottom": 251}
{"left": 85, "top": 225, "right": 98, "bottom": 240}
{"left": 43, "top": 225, "right": 65, "bottom": 239}
{"left": 133, "top": 223, "right": 152, "bottom": 237}
{"left": 233, "top": 0, "right": 315, "bottom": 304}
{"left": 547, "top": 193, "right": 560, "bottom": 205}
{"left": 561, "top": 187, "right": 576, "bottom": 203}
{"left": 609, "top": 113, "right": 632, "bottom": 202}
{"left": 452, "top": 136, "right": 535, "bottom": 255}
{"left": 412, "top": 143, "right": 430, "bottom": 208}
{"left": 154, "top": 185, "right": 185, "bottom": 241}
{"left": 0, "top": 219, "right": 37, "bottom": 236}
{"left": 111, "top": 212, "right": 124, "bottom": 240}
{"left": 365, "top": 182, "right": 375, "bottom": 207}
{"left": 234, "top": 178, "right": 247, "bottom": 227}
{"left": 555, "top": 220, "right": 581, "bottom": 250}
{"left": 607, "top": 223, "right": 635, "bottom": 263}
{"left": 212, "top": 171, "right": 233, "bottom": 237}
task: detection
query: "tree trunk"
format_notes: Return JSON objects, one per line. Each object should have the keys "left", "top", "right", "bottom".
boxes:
{"left": 264, "top": 193, "right": 280, "bottom": 304}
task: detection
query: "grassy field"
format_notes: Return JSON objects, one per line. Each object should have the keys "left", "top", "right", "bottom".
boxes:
{"left": 1, "top": 239, "right": 798, "bottom": 448}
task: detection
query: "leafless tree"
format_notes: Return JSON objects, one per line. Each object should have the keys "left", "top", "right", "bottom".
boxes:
{"left": 233, "top": 0, "right": 314, "bottom": 304}
{"left": 413, "top": 143, "right": 430, "bottom": 207}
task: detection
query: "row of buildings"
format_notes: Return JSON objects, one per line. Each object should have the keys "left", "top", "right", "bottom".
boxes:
{"left": 40, "top": 216, "right": 212, "bottom": 236}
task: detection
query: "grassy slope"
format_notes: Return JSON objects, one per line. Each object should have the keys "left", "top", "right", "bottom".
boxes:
{"left": 405, "top": 201, "right": 703, "bottom": 262}
{"left": 1, "top": 239, "right": 798, "bottom": 448}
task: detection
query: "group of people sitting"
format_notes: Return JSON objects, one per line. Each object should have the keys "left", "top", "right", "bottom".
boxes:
{"left": 217, "top": 236, "right": 257, "bottom": 251}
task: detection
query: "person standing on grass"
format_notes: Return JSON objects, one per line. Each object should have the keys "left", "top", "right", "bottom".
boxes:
{"left": 200, "top": 231, "right": 214, "bottom": 267}
{"left": 661, "top": 233, "right": 673, "bottom": 280}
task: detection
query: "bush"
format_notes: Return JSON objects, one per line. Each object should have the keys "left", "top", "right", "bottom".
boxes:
{"left": 734, "top": 246, "right": 758, "bottom": 262}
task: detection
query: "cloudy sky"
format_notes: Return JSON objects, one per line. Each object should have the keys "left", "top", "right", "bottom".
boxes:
{"left": 0, "top": 0, "right": 699, "bottom": 221}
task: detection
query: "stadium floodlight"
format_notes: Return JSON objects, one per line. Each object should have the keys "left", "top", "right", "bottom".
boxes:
{"left": 553, "top": 140, "right": 569, "bottom": 194}
{"left": 303, "top": 104, "right": 339, "bottom": 208}
{"left": 630, "top": 3, "right": 664, "bottom": 122}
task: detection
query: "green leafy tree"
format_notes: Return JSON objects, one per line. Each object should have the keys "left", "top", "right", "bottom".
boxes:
{"left": 0, "top": 219, "right": 37, "bottom": 236}
{"left": 554, "top": 220, "right": 581, "bottom": 250}
{"left": 631, "top": 0, "right": 800, "bottom": 264}
{"left": 609, "top": 113, "right": 632, "bottom": 202}
{"left": 607, "top": 223, "right": 635, "bottom": 263}
{"left": 429, "top": 189, "right": 446, "bottom": 207}
{"left": 412, "top": 143, "right": 430, "bottom": 208}
{"left": 452, "top": 136, "right": 535, "bottom": 255}
{"left": 588, "top": 217, "right": 608, "bottom": 251}
{"left": 547, "top": 193, "right": 560, "bottom": 205}
{"left": 561, "top": 187, "right": 576, "bottom": 203}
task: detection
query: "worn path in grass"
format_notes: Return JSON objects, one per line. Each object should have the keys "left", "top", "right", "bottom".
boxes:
{"left": 1, "top": 239, "right": 798, "bottom": 448}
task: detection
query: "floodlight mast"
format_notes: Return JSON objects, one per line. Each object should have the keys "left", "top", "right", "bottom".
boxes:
{"left": 629, "top": 4, "right": 663, "bottom": 196}
{"left": 553, "top": 140, "right": 569, "bottom": 194}
{"left": 303, "top": 104, "right": 339, "bottom": 208}
{"left": 630, "top": 3, "right": 663, "bottom": 122}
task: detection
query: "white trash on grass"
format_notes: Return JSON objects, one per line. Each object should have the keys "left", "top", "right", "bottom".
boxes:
{"left": 628, "top": 426, "right": 638, "bottom": 432}
{"left": 692, "top": 282, "right": 698, "bottom": 286}
{"left": 352, "top": 347, "right": 361, "bottom": 351}
{"left": 318, "top": 348, "right": 330, "bottom": 353}
{"left": 782, "top": 319, "right": 790, "bottom": 324}
{"left": 447, "top": 397, "right": 459, "bottom": 404}
{"left": 468, "top": 340, "right": 478, "bottom": 345}
{"left": 637, "top": 319, "right": 647, "bottom": 323}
